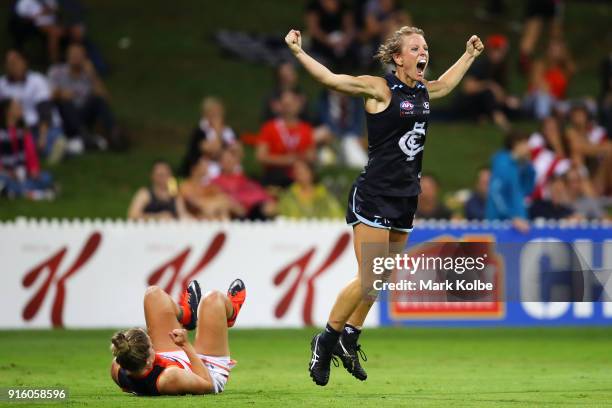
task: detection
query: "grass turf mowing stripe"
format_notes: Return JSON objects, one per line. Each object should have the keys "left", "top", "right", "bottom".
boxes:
{"left": 1, "top": 328, "right": 611, "bottom": 407}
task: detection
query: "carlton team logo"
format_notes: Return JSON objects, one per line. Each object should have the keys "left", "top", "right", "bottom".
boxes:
{"left": 398, "top": 122, "right": 426, "bottom": 161}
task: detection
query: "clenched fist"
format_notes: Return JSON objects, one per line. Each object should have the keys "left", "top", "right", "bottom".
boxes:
{"left": 168, "top": 329, "right": 188, "bottom": 347}
{"left": 466, "top": 35, "right": 484, "bottom": 57}
{"left": 285, "top": 29, "right": 302, "bottom": 56}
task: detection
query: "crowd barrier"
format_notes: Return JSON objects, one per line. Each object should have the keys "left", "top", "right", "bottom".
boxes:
{"left": 0, "top": 218, "right": 610, "bottom": 328}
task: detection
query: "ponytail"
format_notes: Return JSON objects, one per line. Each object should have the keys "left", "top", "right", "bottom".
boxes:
{"left": 110, "top": 328, "right": 150, "bottom": 372}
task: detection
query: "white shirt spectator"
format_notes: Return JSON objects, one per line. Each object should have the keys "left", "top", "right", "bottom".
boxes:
{"left": 200, "top": 119, "right": 236, "bottom": 145}
{"left": 528, "top": 132, "right": 570, "bottom": 200}
{"left": 15, "top": 0, "right": 58, "bottom": 27}
{"left": 0, "top": 71, "right": 51, "bottom": 127}
{"left": 587, "top": 125, "right": 608, "bottom": 146}
{"left": 197, "top": 119, "right": 237, "bottom": 180}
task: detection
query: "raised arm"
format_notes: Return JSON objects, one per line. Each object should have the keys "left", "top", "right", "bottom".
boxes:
{"left": 157, "top": 329, "right": 214, "bottom": 395}
{"left": 426, "top": 35, "right": 484, "bottom": 99}
{"left": 285, "top": 29, "right": 387, "bottom": 102}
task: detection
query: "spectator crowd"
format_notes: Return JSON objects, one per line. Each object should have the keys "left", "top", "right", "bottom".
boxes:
{"left": 1, "top": 0, "right": 122, "bottom": 200}
{"left": 2, "top": 0, "right": 610, "bottom": 227}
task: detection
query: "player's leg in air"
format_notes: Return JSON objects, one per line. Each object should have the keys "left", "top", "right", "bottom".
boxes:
{"left": 190, "top": 279, "right": 246, "bottom": 393}
{"left": 310, "top": 222, "right": 410, "bottom": 385}
{"left": 109, "top": 279, "right": 246, "bottom": 396}
{"left": 332, "top": 229, "right": 409, "bottom": 381}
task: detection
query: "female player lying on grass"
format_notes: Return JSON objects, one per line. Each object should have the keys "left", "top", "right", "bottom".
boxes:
{"left": 109, "top": 279, "right": 246, "bottom": 395}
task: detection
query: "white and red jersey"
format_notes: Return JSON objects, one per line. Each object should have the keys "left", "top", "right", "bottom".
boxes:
{"left": 528, "top": 132, "right": 571, "bottom": 200}
{"left": 117, "top": 351, "right": 235, "bottom": 395}
{"left": 587, "top": 125, "right": 608, "bottom": 146}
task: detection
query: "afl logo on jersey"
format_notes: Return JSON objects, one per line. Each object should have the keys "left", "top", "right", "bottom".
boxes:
{"left": 400, "top": 100, "right": 414, "bottom": 116}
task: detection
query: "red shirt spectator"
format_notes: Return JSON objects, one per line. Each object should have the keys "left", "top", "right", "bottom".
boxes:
{"left": 211, "top": 150, "right": 273, "bottom": 218}
{"left": 256, "top": 90, "right": 315, "bottom": 187}
{"left": 259, "top": 118, "right": 313, "bottom": 157}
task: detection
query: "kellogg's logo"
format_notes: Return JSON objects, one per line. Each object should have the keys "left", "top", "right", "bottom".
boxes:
{"left": 273, "top": 232, "right": 350, "bottom": 325}
{"left": 22, "top": 232, "right": 102, "bottom": 327}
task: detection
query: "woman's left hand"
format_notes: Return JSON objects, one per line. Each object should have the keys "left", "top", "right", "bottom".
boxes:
{"left": 466, "top": 35, "right": 484, "bottom": 57}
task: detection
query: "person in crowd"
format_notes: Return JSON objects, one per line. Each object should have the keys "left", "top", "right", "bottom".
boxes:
{"left": 262, "top": 61, "right": 310, "bottom": 122}
{"left": 180, "top": 157, "right": 244, "bottom": 220}
{"left": 12, "top": 0, "right": 68, "bottom": 63}
{"left": 564, "top": 167, "right": 607, "bottom": 220}
{"left": 316, "top": 89, "right": 367, "bottom": 168}
{"left": 211, "top": 149, "right": 277, "bottom": 220}
{"left": 529, "top": 174, "right": 577, "bottom": 220}
{"left": 359, "top": 0, "right": 411, "bottom": 67}
{"left": 0, "top": 50, "right": 65, "bottom": 163}
{"left": 486, "top": 131, "right": 536, "bottom": 233}
{"left": 256, "top": 89, "right": 316, "bottom": 188}
{"left": 464, "top": 167, "right": 490, "bottom": 220}
{"left": 49, "top": 43, "right": 123, "bottom": 152}
{"left": 528, "top": 116, "right": 571, "bottom": 201}
{"left": 128, "top": 160, "right": 189, "bottom": 220}
{"left": 415, "top": 174, "right": 452, "bottom": 220}
{"left": 262, "top": 63, "right": 334, "bottom": 163}
{"left": 518, "top": 0, "right": 563, "bottom": 74}
{"left": 305, "top": 0, "right": 359, "bottom": 70}
{"left": 10, "top": 0, "right": 109, "bottom": 74}
{"left": 474, "top": 0, "right": 506, "bottom": 20}
{"left": 600, "top": 54, "right": 612, "bottom": 137}
{"left": 565, "top": 103, "right": 612, "bottom": 196}
{"left": 525, "top": 39, "right": 575, "bottom": 119}
{"left": 11, "top": 0, "right": 90, "bottom": 63}
{"left": 0, "top": 99, "right": 54, "bottom": 199}
{"left": 179, "top": 97, "right": 240, "bottom": 178}
{"left": 456, "top": 34, "right": 519, "bottom": 130}
{"left": 278, "top": 159, "right": 343, "bottom": 219}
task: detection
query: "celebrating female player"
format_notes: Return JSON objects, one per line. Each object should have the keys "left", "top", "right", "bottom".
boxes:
{"left": 285, "top": 26, "right": 484, "bottom": 386}
{"left": 109, "top": 279, "right": 246, "bottom": 395}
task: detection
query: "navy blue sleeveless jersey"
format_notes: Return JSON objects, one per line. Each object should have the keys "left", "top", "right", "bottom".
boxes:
{"left": 355, "top": 73, "right": 430, "bottom": 197}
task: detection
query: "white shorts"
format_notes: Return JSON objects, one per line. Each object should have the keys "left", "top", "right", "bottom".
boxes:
{"left": 158, "top": 350, "right": 235, "bottom": 394}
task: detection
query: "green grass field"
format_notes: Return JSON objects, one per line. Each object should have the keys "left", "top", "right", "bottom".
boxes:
{"left": 2, "top": 328, "right": 612, "bottom": 407}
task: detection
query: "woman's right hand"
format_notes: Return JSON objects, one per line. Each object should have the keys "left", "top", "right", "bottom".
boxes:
{"left": 169, "top": 329, "right": 188, "bottom": 347}
{"left": 285, "top": 29, "right": 302, "bottom": 55}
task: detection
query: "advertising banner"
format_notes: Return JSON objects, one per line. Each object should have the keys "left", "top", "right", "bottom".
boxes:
{"left": 1, "top": 219, "right": 610, "bottom": 328}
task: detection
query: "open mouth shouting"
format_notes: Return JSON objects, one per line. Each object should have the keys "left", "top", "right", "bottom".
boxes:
{"left": 416, "top": 58, "right": 427, "bottom": 77}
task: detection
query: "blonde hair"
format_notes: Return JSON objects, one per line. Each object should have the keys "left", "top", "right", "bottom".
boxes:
{"left": 110, "top": 328, "right": 150, "bottom": 372}
{"left": 374, "top": 26, "right": 425, "bottom": 65}
{"left": 201, "top": 96, "right": 224, "bottom": 117}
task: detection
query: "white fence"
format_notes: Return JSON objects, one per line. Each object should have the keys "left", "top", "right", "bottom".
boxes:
{"left": 0, "top": 219, "right": 377, "bottom": 329}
